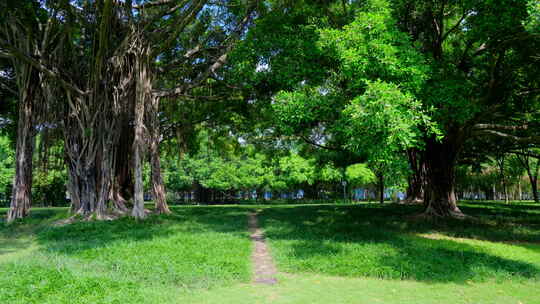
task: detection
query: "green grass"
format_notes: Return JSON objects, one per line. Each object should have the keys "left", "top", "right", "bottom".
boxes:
{"left": 172, "top": 273, "right": 540, "bottom": 304}
{"left": 0, "top": 206, "right": 252, "bottom": 304}
{"left": 1, "top": 201, "right": 539, "bottom": 303}
{"left": 257, "top": 201, "right": 540, "bottom": 283}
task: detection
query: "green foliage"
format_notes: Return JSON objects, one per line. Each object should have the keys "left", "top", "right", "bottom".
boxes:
{"left": 0, "top": 136, "right": 14, "bottom": 203}
{"left": 343, "top": 81, "right": 429, "bottom": 158}
{"left": 525, "top": 0, "right": 540, "bottom": 33}
{"left": 275, "top": 153, "right": 315, "bottom": 189}
{"left": 318, "top": 0, "right": 428, "bottom": 94}
{"left": 160, "top": 128, "right": 353, "bottom": 195}
{"left": 32, "top": 170, "right": 68, "bottom": 206}
{"left": 456, "top": 165, "right": 499, "bottom": 195}
{"left": 162, "top": 159, "right": 193, "bottom": 193}
{"left": 345, "top": 163, "right": 375, "bottom": 186}
{"left": 317, "top": 163, "right": 342, "bottom": 183}
{"left": 271, "top": 0, "right": 435, "bottom": 177}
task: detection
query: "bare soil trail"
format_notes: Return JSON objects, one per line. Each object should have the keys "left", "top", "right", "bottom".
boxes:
{"left": 248, "top": 211, "right": 278, "bottom": 285}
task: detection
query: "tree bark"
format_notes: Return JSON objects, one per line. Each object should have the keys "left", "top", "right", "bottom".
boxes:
{"left": 149, "top": 136, "right": 170, "bottom": 214}
{"left": 529, "top": 175, "right": 539, "bottom": 203}
{"left": 131, "top": 51, "right": 149, "bottom": 219}
{"left": 66, "top": 158, "right": 82, "bottom": 214}
{"left": 517, "top": 153, "right": 540, "bottom": 203}
{"left": 114, "top": 119, "right": 134, "bottom": 207}
{"left": 422, "top": 136, "right": 465, "bottom": 218}
{"left": 7, "top": 93, "right": 35, "bottom": 223}
{"left": 404, "top": 148, "right": 425, "bottom": 204}
{"left": 6, "top": 64, "right": 39, "bottom": 223}
{"left": 147, "top": 93, "right": 170, "bottom": 214}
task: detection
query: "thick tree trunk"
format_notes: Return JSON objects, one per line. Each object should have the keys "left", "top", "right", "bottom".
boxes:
{"left": 79, "top": 167, "right": 98, "bottom": 215}
{"left": 149, "top": 139, "right": 170, "bottom": 214}
{"left": 147, "top": 93, "right": 170, "bottom": 214}
{"left": 7, "top": 119, "right": 34, "bottom": 222}
{"left": 7, "top": 77, "right": 37, "bottom": 223}
{"left": 422, "top": 137, "right": 465, "bottom": 218}
{"left": 131, "top": 60, "right": 148, "bottom": 219}
{"left": 131, "top": 128, "right": 146, "bottom": 219}
{"left": 95, "top": 144, "right": 114, "bottom": 219}
{"left": 114, "top": 121, "right": 134, "bottom": 206}
{"left": 66, "top": 160, "right": 82, "bottom": 214}
{"left": 404, "top": 149, "right": 425, "bottom": 204}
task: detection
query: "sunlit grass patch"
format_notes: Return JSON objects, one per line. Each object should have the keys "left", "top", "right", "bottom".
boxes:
{"left": 258, "top": 201, "right": 540, "bottom": 283}
{"left": 0, "top": 206, "right": 252, "bottom": 304}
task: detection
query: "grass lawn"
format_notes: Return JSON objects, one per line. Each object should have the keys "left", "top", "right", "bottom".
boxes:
{"left": 1, "top": 201, "right": 540, "bottom": 303}
{"left": 0, "top": 206, "right": 252, "bottom": 304}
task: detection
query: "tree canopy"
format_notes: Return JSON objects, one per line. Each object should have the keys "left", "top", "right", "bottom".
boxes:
{"left": 1, "top": 0, "right": 539, "bottom": 221}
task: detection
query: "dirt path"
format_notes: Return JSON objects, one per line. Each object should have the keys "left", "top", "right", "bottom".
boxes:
{"left": 248, "top": 211, "right": 278, "bottom": 285}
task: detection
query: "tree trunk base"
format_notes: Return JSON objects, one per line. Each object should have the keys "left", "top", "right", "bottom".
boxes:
{"left": 400, "top": 198, "right": 424, "bottom": 205}
{"left": 53, "top": 212, "right": 124, "bottom": 226}
{"left": 414, "top": 204, "right": 467, "bottom": 220}
{"left": 154, "top": 207, "right": 172, "bottom": 215}
{"left": 6, "top": 206, "right": 30, "bottom": 224}
{"left": 131, "top": 208, "right": 147, "bottom": 219}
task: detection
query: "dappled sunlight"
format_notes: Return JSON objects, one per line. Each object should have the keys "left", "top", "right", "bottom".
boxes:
{"left": 176, "top": 272, "right": 539, "bottom": 304}
{"left": 0, "top": 206, "right": 254, "bottom": 303}
{"left": 258, "top": 203, "right": 540, "bottom": 283}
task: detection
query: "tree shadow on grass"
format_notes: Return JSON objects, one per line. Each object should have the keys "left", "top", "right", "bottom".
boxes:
{"left": 6, "top": 203, "right": 540, "bottom": 285}
{"left": 0, "top": 237, "right": 33, "bottom": 256}
{"left": 258, "top": 204, "right": 540, "bottom": 284}
{"left": 0, "top": 209, "right": 70, "bottom": 258}
{"left": 463, "top": 200, "right": 540, "bottom": 211}
{"left": 32, "top": 206, "right": 252, "bottom": 256}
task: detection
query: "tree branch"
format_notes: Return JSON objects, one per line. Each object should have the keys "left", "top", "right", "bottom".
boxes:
{"left": 133, "top": 0, "right": 176, "bottom": 9}
{"left": 299, "top": 135, "right": 343, "bottom": 152}
{"left": 473, "top": 123, "right": 529, "bottom": 131}
{"left": 477, "top": 130, "right": 540, "bottom": 144}
{"left": 0, "top": 43, "right": 86, "bottom": 96}
{"left": 154, "top": 2, "right": 256, "bottom": 98}
{"left": 441, "top": 10, "right": 468, "bottom": 42}
{"left": 0, "top": 80, "right": 17, "bottom": 95}
{"left": 510, "top": 150, "right": 540, "bottom": 159}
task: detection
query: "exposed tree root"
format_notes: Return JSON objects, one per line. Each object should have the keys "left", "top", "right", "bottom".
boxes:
{"left": 399, "top": 198, "right": 424, "bottom": 205}
{"left": 154, "top": 208, "right": 172, "bottom": 215}
{"left": 409, "top": 204, "right": 472, "bottom": 221}
{"left": 54, "top": 208, "right": 131, "bottom": 226}
{"left": 52, "top": 216, "right": 79, "bottom": 226}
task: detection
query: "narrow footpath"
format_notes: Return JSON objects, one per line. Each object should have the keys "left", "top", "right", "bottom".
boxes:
{"left": 248, "top": 211, "right": 278, "bottom": 285}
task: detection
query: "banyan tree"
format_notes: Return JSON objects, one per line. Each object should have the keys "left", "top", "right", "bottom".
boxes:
{"left": 1, "top": 0, "right": 257, "bottom": 222}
